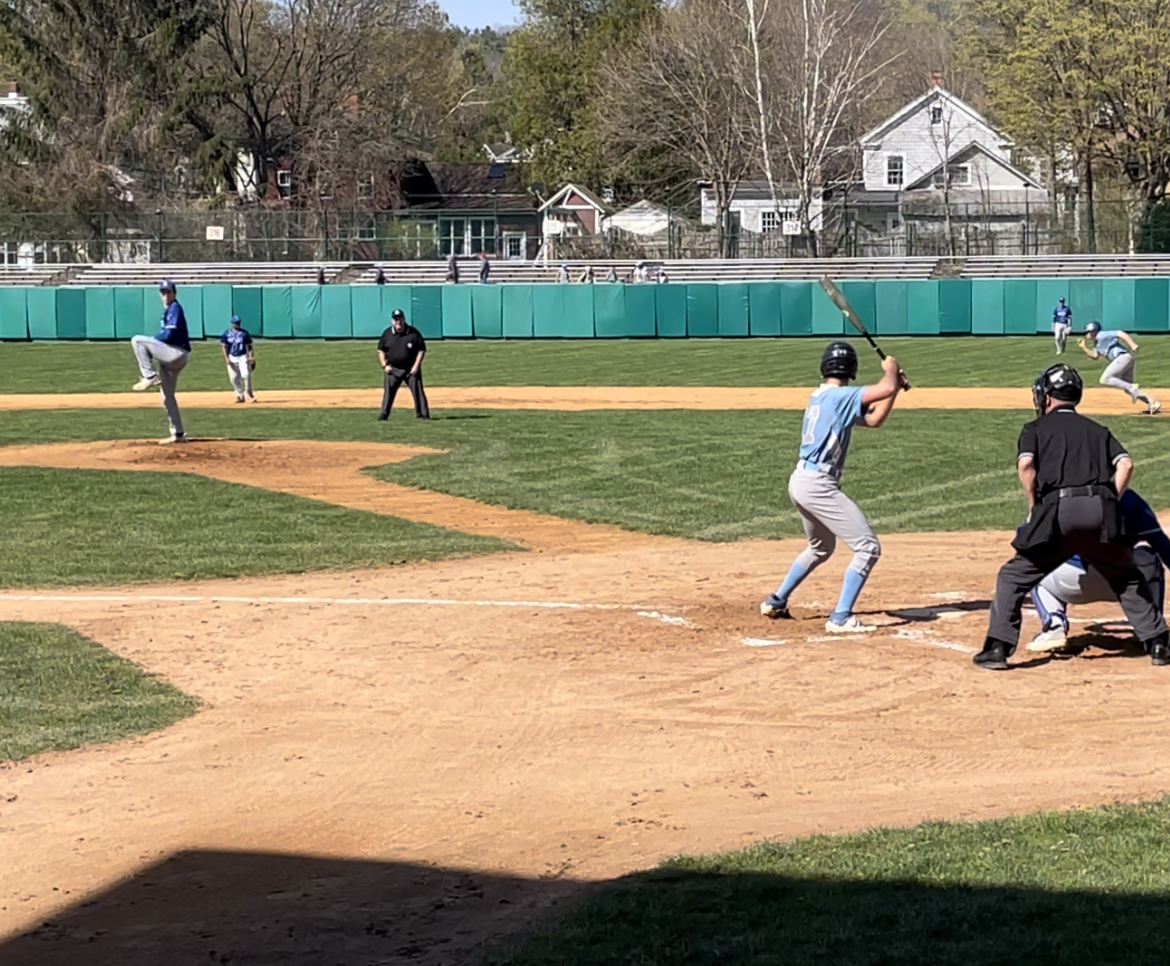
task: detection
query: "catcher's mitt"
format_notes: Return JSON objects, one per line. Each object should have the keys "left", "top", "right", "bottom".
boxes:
{"left": 249, "top": 359, "right": 257, "bottom": 371}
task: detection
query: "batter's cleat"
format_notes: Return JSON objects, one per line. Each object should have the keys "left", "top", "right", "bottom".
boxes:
{"left": 760, "top": 597, "right": 791, "bottom": 620}
{"left": 133, "top": 375, "right": 161, "bottom": 391}
{"left": 825, "top": 615, "right": 876, "bottom": 633}
{"left": 1027, "top": 625, "right": 1068, "bottom": 653}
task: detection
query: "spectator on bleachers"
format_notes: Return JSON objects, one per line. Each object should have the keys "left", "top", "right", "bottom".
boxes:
{"left": 446, "top": 252, "right": 460, "bottom": 283}
{"left": 634, "top": 261, "right": 649, "bottom": 283}
{"left": 579, "top": 266, "right": 594, "bottom": 283}
{"left": 605, "top": 266, "right": 617, "bottom": 283}
{"left": 478, "top": 252, "right": 491, "bottom": 284}
{"left": 317, "top": 266, "right": 327, "bottom": 285}
{"left": 657, "top": 268, "right": 669, "bottom": 284}
{"left": 375, "top": 266, "right": 386, "bottom": 285}
{"left": 558, "top": 263, "right": 570, "bottom": 283}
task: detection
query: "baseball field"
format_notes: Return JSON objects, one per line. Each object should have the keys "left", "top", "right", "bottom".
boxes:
{"left": 3, "top": 334, "right": 1170, "bottom": 965}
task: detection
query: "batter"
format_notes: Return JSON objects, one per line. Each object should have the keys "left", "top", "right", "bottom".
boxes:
{"left": 760, "top": 342, "right": 904, "bottom": 633}
{"left": 1079, "top": 321, "right": 1160, "bottom": 414}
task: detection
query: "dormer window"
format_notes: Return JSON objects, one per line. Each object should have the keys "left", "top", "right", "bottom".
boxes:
{"left": 930, "top": 104, "right": 944, "bottom": 125}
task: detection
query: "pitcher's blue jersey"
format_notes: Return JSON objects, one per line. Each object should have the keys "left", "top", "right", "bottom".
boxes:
{"left": 1095, "top": 330, "right": 1126, "bottom": 360}
{"left": 157, "top": 301, "right": 191, "bottom": 352}
{"left": 797, "top": 384, "right": 865, "bottom": 477}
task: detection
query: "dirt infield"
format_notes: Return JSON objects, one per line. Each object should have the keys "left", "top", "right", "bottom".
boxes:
{"left": 3, "top": 438, "right": 1170, "bottom": 965}
{"left": 0, "top": 384, "right": 1166, "bottom": 413}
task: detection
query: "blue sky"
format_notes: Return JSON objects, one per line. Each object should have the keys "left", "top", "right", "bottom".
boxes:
{"left": 441, "top": 0, "right": 521, "bottom": 28}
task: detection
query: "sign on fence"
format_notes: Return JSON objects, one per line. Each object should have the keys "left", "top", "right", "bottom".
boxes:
{"left": 205, "top": 226, "right": 225, "bottom": 241}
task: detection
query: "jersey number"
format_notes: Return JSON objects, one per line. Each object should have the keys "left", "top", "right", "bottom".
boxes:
{"left": 802, "top": 406, "right": 820, "bottom": 445}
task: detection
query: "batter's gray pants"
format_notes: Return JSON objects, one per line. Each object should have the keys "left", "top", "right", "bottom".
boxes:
{"left": 1100, "top": 353, "right": 1150, "bottom": 403}
{"left": 132, "top": 336, "right": 189, "bottom": 437}
{"left": 788, "top": 468, "right": 881, "bottom": 578}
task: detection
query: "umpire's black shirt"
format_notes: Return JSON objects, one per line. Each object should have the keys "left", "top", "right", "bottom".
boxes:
{"left": 1018, "top": 405, "right": 1128, "bottom": 500}
{"left": 378, "top": 324, "right": 426, "bottom": 370}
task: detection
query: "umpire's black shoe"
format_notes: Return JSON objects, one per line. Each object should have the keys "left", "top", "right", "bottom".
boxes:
{"left": 973, "top": 640, "right": 1011, "bottom": 670}
{"left": 1150, "top": 641, "right": 1170, "bottom": 666}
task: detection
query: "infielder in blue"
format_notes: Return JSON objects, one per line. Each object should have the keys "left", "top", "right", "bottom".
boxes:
{"left": 131, "top": 279, "right": 190, "bottom": 443}
{"left": 1026, "top": 488, "right": 1170, "bottom": 652}
{"left": 1079, "top": 321, "right": 1160, "bottom": 414}
{"left": 1052, "top": 297, "right": 1072, "bottom": 354}
{"left": 761, "top": 342, "right": 904, "bottom": 633}
{"left": 219, "top": 315, "right": 257, "bottom": 403}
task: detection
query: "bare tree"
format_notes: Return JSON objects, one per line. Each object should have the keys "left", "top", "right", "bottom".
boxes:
{"left": 599, "top": 0, "right": 756, "bottom": 256}
{"left": 769, "top": 0, "right": 897, "bottom": 254}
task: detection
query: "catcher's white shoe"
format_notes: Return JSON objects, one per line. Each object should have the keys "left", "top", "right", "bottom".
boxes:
{"left": 826, "top": 615, "right": 876, "bottom": 633}
{"left": 1027, "top": 625, "right": 1068, "bottom": 653}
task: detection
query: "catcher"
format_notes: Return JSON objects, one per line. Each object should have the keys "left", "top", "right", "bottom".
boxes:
{"left": 220, "top": 314, "right": 258, "bottom": 403}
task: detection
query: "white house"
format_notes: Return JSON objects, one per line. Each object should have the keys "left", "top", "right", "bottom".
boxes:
{"left": 601, "top": 200, "right": 671, "bottom": 236}
{"left": 699, "top": 181, "right": 824, "bottom": 234}
{"left": 860, "top": 86, "right": 1043, "bottom": 204}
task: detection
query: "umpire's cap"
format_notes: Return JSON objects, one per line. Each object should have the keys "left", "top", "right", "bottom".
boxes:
{"left": 820, "top": 341, "right": 859, "bottom": 381}
{"left": 158, "top": 278, "right": 176, "bottom": 293}
{"left": 1032, "top": 363, "right": 1083, "bottom": 416}
{"left": 391, "top": 308, "right": 406, "bottom": 322}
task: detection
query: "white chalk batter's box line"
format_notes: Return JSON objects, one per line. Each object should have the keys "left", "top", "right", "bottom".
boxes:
{"left": 0, "top": 592, "right": 698, "bottom": 627}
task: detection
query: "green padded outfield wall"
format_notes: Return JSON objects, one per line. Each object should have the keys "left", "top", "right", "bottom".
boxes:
{"left": 0, "top": 287, "right": 30, "bottom": 339}
{"left": 10, "top": 277, "right": 1170, "bottom": 342}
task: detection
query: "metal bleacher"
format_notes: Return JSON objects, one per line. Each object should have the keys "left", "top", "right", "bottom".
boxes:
{"left": 961, "top": 255, "right": 1170, "bottom": 278}
{"left": 0, "top": 266, "right": 62, "bottom": 286}
{"left": 68, "top": 262, "right": 351, "bottom": 287}
{"left": 356, "top": 257, "right": 942, "bottom": 285}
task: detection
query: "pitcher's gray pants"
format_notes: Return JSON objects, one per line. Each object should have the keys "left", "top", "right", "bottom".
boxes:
{"left": 788, "top": 468, "right": 881, "bottom": 579}
{"left": 132, "top": 336, "right": 189, "bottom": 437}
{"left": 1100, "top": 353, "right": 1151, "bottom": 404}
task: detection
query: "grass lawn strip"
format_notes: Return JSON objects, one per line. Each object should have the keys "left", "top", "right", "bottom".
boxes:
{"left": 0, "top": 466, "right": 509, "bottom": 588}
{"left": 2, "top": 408, "right": 1170, "bottom": 543}
{"left": 486, "top": 799, "right": 1170, "bottom": 965}
{"left": 5, "top": 336, "right": 1170, "bottom": 393}
{"left": 0, "top": 621, "right": 199, "bottom": 761}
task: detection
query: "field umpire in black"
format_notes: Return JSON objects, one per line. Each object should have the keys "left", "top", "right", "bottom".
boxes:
{"left": 377, "top": 308, "right": 430, "bottom": 420}
{"left": 975, "top": 363, "right": 1169, "bottom": 669}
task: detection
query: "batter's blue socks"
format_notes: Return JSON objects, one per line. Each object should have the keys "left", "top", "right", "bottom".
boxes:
{"left": 772, "top": 563, "right": 810, "bottom": 606}
{"left": 830, "top": 568, "right": 869, "bottom": 624}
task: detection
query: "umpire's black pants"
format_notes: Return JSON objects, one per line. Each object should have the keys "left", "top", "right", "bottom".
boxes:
{"left": 986, "top": 494, "right": 1167, "bottom": 650}
{"left": 380, "top": 367, "right": 429, "bottom": 418}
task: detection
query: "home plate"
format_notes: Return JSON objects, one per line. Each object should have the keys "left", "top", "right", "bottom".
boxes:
{"left": 742, "top": 637, "right": 788, "bottom": 647}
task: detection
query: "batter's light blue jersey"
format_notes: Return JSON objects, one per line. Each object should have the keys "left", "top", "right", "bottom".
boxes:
{"left": 1095, "top": 330, "right": 1127, "bottom": 360}
{"left": 797, "top": 384, "right": 866, "bottom": 478}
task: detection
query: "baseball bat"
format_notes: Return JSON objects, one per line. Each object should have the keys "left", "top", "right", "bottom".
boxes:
{"left": 818, "top": 276, "right": 912, "bottom": 391}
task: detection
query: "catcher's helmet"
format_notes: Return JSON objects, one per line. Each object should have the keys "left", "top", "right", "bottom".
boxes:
{"left": 820, "top": 341, "right": 859, "bottom": 381}
{"left": 1085, "top": 320, "right": 1102, "bottom": 338}
{"left": 1032, "top": 363, "right": 1083, "bottom": 416}
{"left": 391, "top": 308, "right": 406, "bottom": 322}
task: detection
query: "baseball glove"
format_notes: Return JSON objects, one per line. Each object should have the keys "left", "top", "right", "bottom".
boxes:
{"left": 249, "top": 359, "right": 257, "bottom": 371}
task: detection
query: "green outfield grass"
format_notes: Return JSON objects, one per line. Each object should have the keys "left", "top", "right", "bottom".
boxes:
{"left": 2, "top": 407, "right": 1168, "bottom": 548}
{"left": 485, "top": 799, "right": 1170, "bottom": 965}
{"left": 0, "top": 621, "right": 199, "bottom": 761}
{"left": 0, "top": 466, "right": 509, "bottom": 587}
{"left": 4, "top": 335, "right": 1170, "bottom": 393}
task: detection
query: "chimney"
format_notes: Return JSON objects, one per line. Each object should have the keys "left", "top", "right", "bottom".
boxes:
{"left": 929, "top": 71, "right": 944, "bottom": 88}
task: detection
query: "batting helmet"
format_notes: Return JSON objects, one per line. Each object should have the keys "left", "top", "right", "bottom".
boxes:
{"left": 1032, "top": 363, "right": 1083, "bottom": 416}
{"left": 1085, "top": 320, "right": 1102, "bottom": 338}
{"left": 391, "top": 308, "right": 406, "bottom": 322}
{"left": 820, "top": 341, "right": 859, "bottom": 381}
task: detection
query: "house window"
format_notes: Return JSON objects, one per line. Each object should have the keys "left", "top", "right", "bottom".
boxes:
{"left": 930, "top": 104, "right": 943, "bottom": 125}
{"left": 504, "top": 234, "right": 525, "bottom": 259}
{"left": 358, "top": 172, "right": 374, "bottom": 203}
{"left": 0, "top": 242, "right": 15, "bottom": 265}
{"left": 276, "top": 169, "right": 291, "bottom": 189}
{"left": 356, "top": 222, "right": 376, "bottom": 241}
{"left": 440, "top": 218, "right": 465, "bottom": 256}
{"left": 932, "top": 164, "right": 971, "bottom": 188}
{"left": 761, "top": 210, "right": 780, "bottom": 233}
{"left": 468, "top": 217, "right": 497, "bottom": 255}
{"left": 886, "top": 156, "right": 904, "bottom": 186}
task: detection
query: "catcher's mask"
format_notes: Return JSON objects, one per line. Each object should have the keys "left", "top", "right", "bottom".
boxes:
{"left": 820, "top": 341, "right": 858, "bottom": 381}
{"left": 1032, "top": 363, "right": 1083, "bottom": 416}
